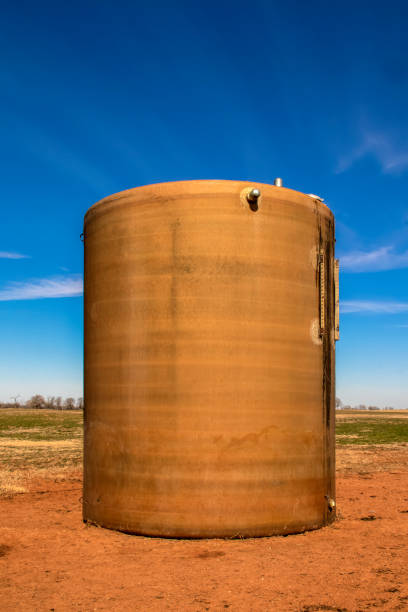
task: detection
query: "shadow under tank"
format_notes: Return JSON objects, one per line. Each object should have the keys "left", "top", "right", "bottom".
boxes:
{"left": 82, "top": 179, "right": 338, "bottom": 538}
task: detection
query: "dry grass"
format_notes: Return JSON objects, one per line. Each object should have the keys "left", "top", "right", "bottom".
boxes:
{"left": 2, "top": 408, "right": 408, "bottom": 498}
{"left": 0, "top": 469, "right": 27, "bottom": 497}
{"left": 336, "top": 410, "right": 408, "bottom": 420}
{"left": 0, "top": 409, "right": 83, "bottom": 497}
{"left": 0, "top": 440, "right": 82, "bottom": 471}
{"left": 336, "top": 443, "right": 408, "bottom": 474}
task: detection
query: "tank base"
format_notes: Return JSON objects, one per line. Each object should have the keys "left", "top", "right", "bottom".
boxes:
{"left": 82, "top": 513, "right": 336, "bottom": 539}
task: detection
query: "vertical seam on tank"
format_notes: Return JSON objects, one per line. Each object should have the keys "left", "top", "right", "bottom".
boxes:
{"left": 315, "top": 203, "right": 326, "bottom": 518}
{"left": 322, "top": 215, "right": 335, "bottom": 514}
{"left": 83, "top": 221, "right": 88, "bottom": 517}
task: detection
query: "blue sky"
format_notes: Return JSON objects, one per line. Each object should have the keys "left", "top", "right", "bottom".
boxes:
{"left": 1, "top": 0, "right": 407, "bottom": 407}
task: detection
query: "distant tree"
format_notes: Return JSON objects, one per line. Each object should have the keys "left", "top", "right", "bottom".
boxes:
{"left": 63, "top": 397, "right": 76, "bottom": 410}
{"left": 10, "top": 394, "right": 21, "bottom": 407}
{"left": 384, "top": 406, "right": 394, "bottom": 411}
{"left": 368, "top": 405, "right": 380, "bottom": 411}
{"left": 26, "top": 395, "right": 46, "bottom": 409}
{"left": 76, "top": 397, "right": 84, "bottom": 410}
{"left": 45, "top": 396, "right": 56, "bottom": 409}
{"left": 54, "top": 397, "right": 63, "bottom": 410}
{"left": 335, "top": 397, "right": 343, "bottom": 409}
{"left": 357, "top": 404, "right": 367, "bottom": 410}
{"left": 343, "top": 405, "right": 352, "bottom": 410}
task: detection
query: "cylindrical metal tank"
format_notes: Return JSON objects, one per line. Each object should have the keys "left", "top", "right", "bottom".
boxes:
{"left": 83, "top": 180, "right": 337, "bottom": 538}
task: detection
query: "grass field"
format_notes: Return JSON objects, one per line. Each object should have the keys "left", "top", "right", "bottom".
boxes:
{"left": 336, "top": 412, "right": 408, "bottom": 445}
{"left": 0, "top": 408, "right": 407, "bottom": 496}
{"left": 0, "top": 409, "right": 83, "bottom": 441}
{"left": 0, "top": 409, "right": 83, "bottom": 495}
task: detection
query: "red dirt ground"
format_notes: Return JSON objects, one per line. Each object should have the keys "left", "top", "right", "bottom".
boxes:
{"left": 1, "top": 451, "right": 408, "bottom": 611}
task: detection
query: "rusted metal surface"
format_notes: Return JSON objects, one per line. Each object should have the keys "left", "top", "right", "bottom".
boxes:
{"left": 83, "top": 180, "right": 336, "bottom": 538}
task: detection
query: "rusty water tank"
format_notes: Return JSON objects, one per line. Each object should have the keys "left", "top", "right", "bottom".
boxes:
{"left": 83, "top": 180, "right": 338, "bottom": 538}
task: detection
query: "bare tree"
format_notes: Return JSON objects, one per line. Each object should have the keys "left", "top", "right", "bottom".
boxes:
{"left": 76, "top": 397, "right": 84, "bottom": 410}
{"left": 55, "top": 397, "right": 62, "bottom": 410}
{"left": 63, "top": 397, "right": 76, "bottom": 410}
{"left": 335, "top": 397, "right": 343, "bottom": 409}
{"left": 26, "top": 395, "right": 46, "bottom": 409}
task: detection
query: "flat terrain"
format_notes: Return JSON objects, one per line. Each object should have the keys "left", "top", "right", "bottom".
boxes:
{"left": 0, "top": 409, "right": 82, "bottom": 497}
{"left": 1, "top": 409, "right": 408, "bottom": 611}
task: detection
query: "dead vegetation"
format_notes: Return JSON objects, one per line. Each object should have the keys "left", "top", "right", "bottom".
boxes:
{"left": 0, "top": 409, "right": 82, "bottom": 497}
{"left": 0, "top": 469, "right": 27, "bottom": 497}
{"left": 1, "top": 408, "right": 408, "bottom": 498}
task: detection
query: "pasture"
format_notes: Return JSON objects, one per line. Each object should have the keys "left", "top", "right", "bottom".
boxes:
{"left": 0, "top": 408, "right": 407, "bottom": 611}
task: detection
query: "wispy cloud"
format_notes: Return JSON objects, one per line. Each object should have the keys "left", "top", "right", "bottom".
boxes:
{"left": 0, "top": 251, "right": 30, "bottom": 259}
{"left": 341, "top": 246, "right": 408, "bottom": 273}
{"left": 0, "top": 275, "right": 83, "bottom": 301}
{"left": 8, "top": 111, "right": 116, "bottom": 195}
{"left": 341, "top": 300, "right": 408, "bottom": 314}
{"left": 336, "top": 129, "right": 408, "bottom": 174}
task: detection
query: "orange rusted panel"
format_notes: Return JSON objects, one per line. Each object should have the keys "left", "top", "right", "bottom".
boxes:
{"left": 83, "top": 180, "right": 336, "bottom": 537}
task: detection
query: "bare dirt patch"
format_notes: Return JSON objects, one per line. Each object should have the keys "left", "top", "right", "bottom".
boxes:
{"left": 1, "top": 450, "right": 408, "bottom": 611}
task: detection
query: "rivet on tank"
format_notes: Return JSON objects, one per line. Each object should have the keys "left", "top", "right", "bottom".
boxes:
{"left": 82, "top": 179, "right": 339, "bottom": 538}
